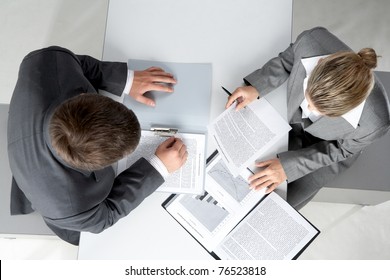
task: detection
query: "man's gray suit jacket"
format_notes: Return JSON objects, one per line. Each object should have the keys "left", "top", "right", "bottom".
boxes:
{"left": 7, "top": 46, "right": 164, "bottom": 245}
{"left": 244, "top": 27, "right": 390, "bottom": 208}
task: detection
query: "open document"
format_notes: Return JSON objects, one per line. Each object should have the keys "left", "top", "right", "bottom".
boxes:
{"left": 208, "top": 98, "right": 291, "bottom": 177}
{"left": 116, "top": 130, "right": 205, "bottom": 194}
{"left": 163, "top": 152, "right": 319, "bottom": 260}
{"left": 100, "top": 59, "right": 212, "bottom": 195}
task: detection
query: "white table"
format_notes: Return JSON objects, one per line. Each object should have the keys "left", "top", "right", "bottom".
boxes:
{"left": 78, "top": 0, "right": 292, "bottom": 260}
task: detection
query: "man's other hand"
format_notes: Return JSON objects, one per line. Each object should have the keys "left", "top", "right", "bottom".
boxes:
{"left": 130, "top": 67, "right": 177, "bottom": 107}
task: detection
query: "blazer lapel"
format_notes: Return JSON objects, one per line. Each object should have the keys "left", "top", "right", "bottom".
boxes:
{"left": 287, "top": 63, "right": 306, "bottom": 122}
{"left": 305, "top": 116, "right": 356, "bottom": 140}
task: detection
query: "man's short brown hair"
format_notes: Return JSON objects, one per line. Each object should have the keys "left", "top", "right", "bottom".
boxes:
{"left": 50, "top": 94, "right": 141, "bottom": 171}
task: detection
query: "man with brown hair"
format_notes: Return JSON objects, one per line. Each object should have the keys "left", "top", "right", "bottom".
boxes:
{"left": 8, "top": 46, "right": 188, "bottom": 245}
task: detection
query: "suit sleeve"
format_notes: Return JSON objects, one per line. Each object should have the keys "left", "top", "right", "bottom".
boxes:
{"left": 243, "top": 28, "right": 327, "bottom": 97}
{"left": 44, "top": 158, "right": 165, "bottom": 233}
{"left": 75, "top": 54, "right": 128, "bottom": 97}
{"left": 244, "top": 44, "right": 294, "bottom": 97}
{"left": 278, "top": 125, "right": 390, "bottom": 183}
{"left": 23, "top": 46, "right": 128, "bottom": 97}
{"left": 242, "top": 30, "right": 314, "bottom": 97}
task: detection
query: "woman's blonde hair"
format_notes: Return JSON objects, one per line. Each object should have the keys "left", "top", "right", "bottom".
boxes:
{"left": 306, "top": 48, "right": 378, "bottom": 117}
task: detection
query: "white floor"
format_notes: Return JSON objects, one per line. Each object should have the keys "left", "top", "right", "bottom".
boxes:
{"left": 1, "top": 0, "right": 389, "bottom": 260}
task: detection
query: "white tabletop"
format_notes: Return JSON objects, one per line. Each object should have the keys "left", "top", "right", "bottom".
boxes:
{"left": 78, "top": 0, "right": 292, "bottom": 260}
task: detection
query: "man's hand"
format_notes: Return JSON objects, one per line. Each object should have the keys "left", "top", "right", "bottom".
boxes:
{"left": 225, "top": 86, "right": 260, "bottom": 111}
{"left": 155, "top": 137, "right": 188, "bottom": 173}
{"left": 248, "top": 158, "right": 287, "bottom": 193}
{"left": 130, "top": 67, "right": 177, "bottom": 107}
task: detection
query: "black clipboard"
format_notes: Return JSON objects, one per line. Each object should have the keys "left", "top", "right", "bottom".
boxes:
{"left": 162, "top": 150, "right": 320, "bottom": 260}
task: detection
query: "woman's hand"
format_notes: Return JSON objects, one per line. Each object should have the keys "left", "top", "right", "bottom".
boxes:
{"left": 225, "top": 86, "right": 260, "bottom": 111}
{"left": 248, "top": 158, "right": 287, "bottom": 193}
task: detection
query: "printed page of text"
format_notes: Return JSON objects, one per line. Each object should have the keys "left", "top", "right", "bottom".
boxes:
{"left": 165, "top": 153, "right": 266, "bottom": 251}
{"left": 117, "top": 130, "right": 205, "bottom": 194}
{"left": 214, "top": 192, "right": 319, "bottom": 260}
{"left": 208, "top": 98, "right": 291, "bottom": 177}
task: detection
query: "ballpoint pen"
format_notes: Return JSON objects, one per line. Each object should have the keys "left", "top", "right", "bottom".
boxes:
{"left": 222, "top": 85, "right": 247, "bottom": 109}
{"left": 221, "top": 86, "right": 232, "bottom": 96}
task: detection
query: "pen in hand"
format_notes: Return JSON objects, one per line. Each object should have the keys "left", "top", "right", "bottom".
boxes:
{"left": 222, "top": 85, "right": 250, "bottom": 111}
{"left": 221, "top": 86, "right": 232, "bottom": 96}
{"left": 222, "top": 85, "right": 241, "bottom": 110}
{"left": 222, "top": 85, "right": 238, "bottom": 110}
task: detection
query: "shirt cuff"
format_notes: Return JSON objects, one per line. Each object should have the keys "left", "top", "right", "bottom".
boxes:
{"left": 123, "top": 69, "right": 134, "bottom": 96}
{"left": 149, "top": 155, "right": 170, "bottom": 179}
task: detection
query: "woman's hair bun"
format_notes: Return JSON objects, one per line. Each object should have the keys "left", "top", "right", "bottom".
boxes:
{"left": 358, "top": 48, "right": 377, "bottom": 69}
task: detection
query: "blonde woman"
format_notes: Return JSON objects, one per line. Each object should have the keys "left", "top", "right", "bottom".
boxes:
{"left": 226, "top": 27, "right": 390, "bottom": 209}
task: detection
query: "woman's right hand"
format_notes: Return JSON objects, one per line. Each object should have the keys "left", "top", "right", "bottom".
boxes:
{"left": 225, "top": 86, "right": 260, "bottom": 111}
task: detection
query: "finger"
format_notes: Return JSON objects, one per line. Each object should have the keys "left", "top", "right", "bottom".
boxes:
{"left": 249, "top": 176, "right": 269, "bottom": 189}
{"left": 235, "top": 99, "right": 251, "bottom": 111}
{"left": 265, "top": 183, "right": 277, "bottom": 194}
{"left": 161, "top": 136, "right": 176, "bottom": 148}
{"left": 255, "top": 160, "right": 273, "bottom": 167}
{"left": 225, "top": 91, "right": 242, "bottom": 109}
{"left": 178, "top": 143, "right": 187, "bottom": 157}
{"left": 135, "top": 95, "right": 156, "bottom": 107}
{"left": 148, "top": 83, "right": 175, "bottom": 93}
{"left": 150, "top": 75, "right": 177, "bottom": 84}
{"left": 147, "top": 67, "right": 176, "bottom": 81}
{"left": 171, "top": 138, "right": 184, "bottom": 150}
{"left": 146, "top": 66, "right": 164, "bottom": 72}
{"left": 151, "top": 71, "right": 174, "bottom": 78}
{"left": 253, "top": 179, "right": 272, "bottom": 191}
{"left": 248, "top": 169, "right": 267, "bottom": 182}
{"left": 225, "top": 97, "right": 236, "bottom": 109}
